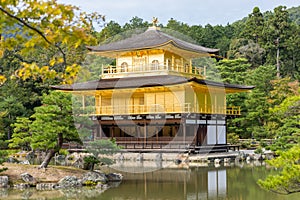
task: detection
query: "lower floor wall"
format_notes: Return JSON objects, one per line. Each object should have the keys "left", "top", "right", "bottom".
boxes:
{"left": 92, "top": 113, "right": 227, "bottom": 146}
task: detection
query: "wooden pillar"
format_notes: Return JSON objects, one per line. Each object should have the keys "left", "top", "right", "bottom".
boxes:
{"left": 135, "top": 125, "right": 139, "bottom": 138}
{"left": 193, "top": 124, "right": 198, "bottom": 146}
{"left": 131, "top": 52, "right": 134, "bottom": 72}
{"left": 99, "top": 124, "right": 103, "bottom": 139}
{"left": 194, "top": 93, "right": 197, "bottom": 113}
{"left": 111, "top": 125, "right": 114, "bottom": 139}
{"left": 175, "top": 125, "right": 179, "bottom": 137}
{"left": 215, "top": 94, "right": 217, "bottom": 114}
{"left": 156, "top": 126, "right": 159, "bottom": 143}
{"left": 171, "top": 56, "right": 175, "bottom": 70}
{"left": 181, "top": 58, "right": 184, "bottom": 72}
{"left": 171, "top": 126, "right": 175, "bottom": 137}
{"left": 95, "top": 124, "right": 99, "bottom": 139}
{"left": 166, "top": 59, "right": 168, "bottom": 70}
{"left": 144, "top": 123, "right": 147, "bottom": 147}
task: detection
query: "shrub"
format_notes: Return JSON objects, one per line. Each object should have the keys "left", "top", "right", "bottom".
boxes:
{"left": 241, "top": 141, "right": 250, "bottom": 149}
{"left": 59, "top": 149, "right": 69, "bottom": 156}
{"left": 227, "top": 133, "right": 240, "bottom": 144}
{"left": 0, "top": 150, "right": 8, "bottom": 172}
{"left": 83, "top": 155, "right": 100, "bottom": 170}
{"left": 254, "top": 147, "right": 263, "bottom": 154}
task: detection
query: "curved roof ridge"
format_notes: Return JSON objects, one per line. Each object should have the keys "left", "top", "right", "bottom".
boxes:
{"left": 157, "top": 30, "right": 219, "bottom": 53}
{"left": 51, "top": 75, "right": 254, "bottom": 91}
{"left": 87, "top": 28, "right": 219, "bottom": 54}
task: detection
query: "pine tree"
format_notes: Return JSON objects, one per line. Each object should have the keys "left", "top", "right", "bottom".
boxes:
{"left": 30, "top": 91, "right": 81, "bottom": 168}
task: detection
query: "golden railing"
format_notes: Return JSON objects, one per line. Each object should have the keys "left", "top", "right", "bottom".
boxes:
{"left": 226, "top": 106, "right": 241, "bottom": 115}
{"left": 82, "top": 104, "right": 240, "bottom": 116}
{"left": 101, "top": 63, "right": 206, "bottom": 79}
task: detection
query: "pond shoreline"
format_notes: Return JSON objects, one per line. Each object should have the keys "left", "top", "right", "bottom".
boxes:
{"left": 0, "top": 150, "right": 273, "bottom": 188}
{"left": 0, "top": 163, "right": 122, "bottom": 190}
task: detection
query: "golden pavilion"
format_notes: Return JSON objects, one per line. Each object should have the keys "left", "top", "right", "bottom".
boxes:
{"left": 53, "top": 22, "right": 253, "bottom": 152}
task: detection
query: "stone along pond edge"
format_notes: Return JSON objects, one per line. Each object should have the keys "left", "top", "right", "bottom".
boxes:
{"left": 0, "top": 170, "right": 123, "bottom": 190}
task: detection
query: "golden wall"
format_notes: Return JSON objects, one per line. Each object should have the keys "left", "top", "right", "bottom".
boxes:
{"left": 91, "top": 84, "right": 227, "bottom": 115}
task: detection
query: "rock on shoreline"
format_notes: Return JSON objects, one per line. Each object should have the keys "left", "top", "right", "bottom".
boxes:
{"left": 0, "top": 164, "right": 122, "bottom": 190}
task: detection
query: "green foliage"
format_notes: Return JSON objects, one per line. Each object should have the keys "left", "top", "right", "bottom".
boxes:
{"left": 59, "top": 149, "right": 69, "bottom": 156}
{"left": 217, "top": 58, "right": 250, "bottom": 84}
{"left": 80, "top": 54, "right": 113, "bottom": 81}
{"left": 240, "top": 7, "right": 264, "bottom": 44}
{"left": 0, "top": 111, "right": 8, "bottom": 149}
{"left": 241, "top": 141, "right": 251, "bottom": 149}
{"left": 167, "top": 18, "right": 190, "bottom": 35}
{"left": 258, "top": 145, "right": 300, "bottom": 194}
{"left": 28, "top": 91, "right": 83, "bottom": 168}
{"left": 99, "top": 157, "right": 115, "bottom": 166}
{"left": 9, "top": 117, "right": 32, "bottom": 150}
{"left": 216, "top": 58, "right": 252, "bottom": 138}
{"left": 83, "top": 155, "right": 100, "bottom": 170}
{"left": 30, "top": 91, "right": 80, "bottom": 150}
{"left": 84, "top": 139, "right": 120, "bottom": 167}
{"left": 243, "top": 65, "right": 276, "bottom": 138}
{"left": 0, "top": 93, "right": 27, "bottom": 140}
{"left": 196, "top": 57, "right": 220, "bottom": 81}
{"left": 86, "top": 139, "right": 120, "bottom": 157}
{"left": 254, "top": 147, "right": 263, "bottom": 154}
{"left": 97, "top": 21, "right": 122, "bottom": 44}
{"left": 30, "top": 91, "right": 81, "bottom": 151}
{"left": 123, "top": 16, "right": 150, "bottom": 31}
{"left": 0, "top": 150, "right": 8, "bottom": 172}
{"left": 227, "top": 132, "right": 240, "bottom": 145}
{"left": 288, "top": 6, "right": 300, "bottom": 25}
{"left": 268, "top": 86, "right": 300, "bottom": 152}
{"left": 262, "top": 6, "right": 298, "bottom": 78}
{"left": 83, "top": 155, "right": 100, "bottom": 165}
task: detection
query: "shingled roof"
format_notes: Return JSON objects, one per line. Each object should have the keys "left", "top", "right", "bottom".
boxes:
{"left": 51, "top": 75, "right": 254, "bottom": 93}
{"left": 87, "top": 27, "right": 219, "bottom": 56}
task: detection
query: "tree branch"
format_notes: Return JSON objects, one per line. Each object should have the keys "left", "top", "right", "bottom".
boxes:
{"left": 0, "top": 7, "right": 67, "bottom": 67}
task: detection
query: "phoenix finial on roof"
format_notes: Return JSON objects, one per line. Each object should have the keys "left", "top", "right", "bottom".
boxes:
{"left": 152, "top": 17, "right": 158, "bottom": 27}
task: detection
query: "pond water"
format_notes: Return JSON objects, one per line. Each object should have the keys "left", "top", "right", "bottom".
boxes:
{"left": 1, "top": 162, "right": 300, "bottom": 200}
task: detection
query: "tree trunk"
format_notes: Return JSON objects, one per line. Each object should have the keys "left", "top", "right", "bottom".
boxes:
{"left": 39, "top": 133, "right": 64, "bottom": 169}
{"left": 39, "top": 149, "right": 56, "bottom": 169}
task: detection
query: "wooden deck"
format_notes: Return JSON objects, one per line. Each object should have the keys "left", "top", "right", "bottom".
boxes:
{"left": 117, "top": 141, "right": 239, "bottom": 153}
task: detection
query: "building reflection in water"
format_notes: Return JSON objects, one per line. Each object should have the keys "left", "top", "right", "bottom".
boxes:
{"left": 207, "top": 169, "right": 227, "bottom": 199}
{"left": 112, "top": 163, "right": 228, "bottom": 200}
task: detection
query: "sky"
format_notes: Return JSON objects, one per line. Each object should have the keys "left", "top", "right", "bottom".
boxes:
{"left": 58, "top": 0, "right": 300, "bottom": 26}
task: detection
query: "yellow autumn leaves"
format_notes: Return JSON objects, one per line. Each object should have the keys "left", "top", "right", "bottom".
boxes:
{"left": 12, "top": 62, "right": 81, "bottom": 84}
{"left": 0, "top": 0, "right": 104, "bottom": 85}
